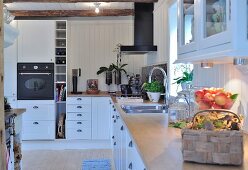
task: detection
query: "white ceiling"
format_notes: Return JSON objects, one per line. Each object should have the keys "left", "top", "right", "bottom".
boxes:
{"left": 6, "top": 2, "right": 134, "bottom": 10}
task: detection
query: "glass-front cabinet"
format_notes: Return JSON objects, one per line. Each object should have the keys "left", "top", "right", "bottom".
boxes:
{"left": 177, "top": 0, "right": 248, "bottom": 63}
{"left": 199, "top": 0, "right": 231, "bottom": 49}
{"left": 178, "top": 0, "right": 197, "bottom": 54}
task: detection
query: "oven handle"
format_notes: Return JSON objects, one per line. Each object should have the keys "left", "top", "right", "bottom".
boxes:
{"left": 18, "top": 73, "right": 52, "bottom": 75}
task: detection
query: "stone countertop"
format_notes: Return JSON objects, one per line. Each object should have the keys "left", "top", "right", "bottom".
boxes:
{"left": 113, "top": 102, "right": 248, "bottom": 170}
{"left": 5, "top": 108, "right": 26, "bottom": 118}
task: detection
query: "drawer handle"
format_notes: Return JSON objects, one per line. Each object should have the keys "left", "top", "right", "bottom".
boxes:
{"left": 33, "top": 122, "right": 39, "bottom": 125}
{"left": 77, "top": 114, "right": 82, "bottom": 117}
{"left": 112, "top": 136, "right": 114, "bottom": 139}
{"left": 77, "top": 98, "right": 82, "bottom": 100}
{"left": 116, "top": 115, "right": 119, "bottom": 119}
{"left": 33, "top": 106, "right": 39, "bottom": 109}
{"left": 113, "top": 109, "right": 116, "bottom": 111}
{"left": 113, "top": 142, "right": 116, "bottom": 146}
{"left": 112, "top": 115, "right": 115, "bottom": 119}
{"left": 77, "top": 122, "right": 82, "bottom": 124}
{"left": 113, "top": 120, "right": 116, "bottom": 123}
{"left": 128, "top": 162, "right": 132, "bottom": 169}
{"left": 129, "top": 141, "right": 133, "bottom": 147}
{"left": 77, "top": 129, "right": 82, "bottom": 132}
{"left": 109, "top": 101, "right": 112, "bottom": 104}
{"left": 77, "top": 106, "right": 82, "bottom": 109}
{"left": 120, "top": 126, "right": 124, "bottom": 131}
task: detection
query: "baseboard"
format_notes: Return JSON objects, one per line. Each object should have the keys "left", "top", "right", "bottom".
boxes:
{"left": 22, "top": 139, "right": 111, "bottom": 150}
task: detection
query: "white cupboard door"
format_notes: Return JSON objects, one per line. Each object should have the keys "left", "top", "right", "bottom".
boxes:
{"left": 178, "top": 0, "right": 198, "bottom": 54}
{"left": 199, "top": 0, "right": 231, "bottom": 49}
{"left": 22, "top": 120, "right": 55, "bottom": 140}
{"left": 92, "top": 97, "right": 111, "bottom": 140}
{"left": 17, "top": 20, "right": 55, "bottom": 62}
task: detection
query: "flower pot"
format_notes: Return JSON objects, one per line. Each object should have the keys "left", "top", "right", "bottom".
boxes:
{"left": 114, "top": 71, "right": 121, "bottom": 85}
{"left": 147, "top": 92, "right": 161, "bottom": 103}
{"left": 181, "top": 81, "right": 192, "bottom": 90}
{"left": 105, "top": 71, "right": 112, "bottom": 85}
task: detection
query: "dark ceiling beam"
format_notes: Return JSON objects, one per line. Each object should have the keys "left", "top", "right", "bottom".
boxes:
{"left": 4, "top": 0, "right": 158, "bottom": 3}
{"left": 10, "top": 9, "right": 134, "bottom": 17}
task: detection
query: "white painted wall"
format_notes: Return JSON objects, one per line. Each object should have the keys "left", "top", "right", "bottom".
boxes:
{"left": 67, "top": 19, "right": 145, "bottom": 92}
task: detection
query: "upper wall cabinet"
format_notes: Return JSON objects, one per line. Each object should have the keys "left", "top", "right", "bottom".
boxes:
{"left": 177, "top": 0, "right": 248, "bottom": 63}
{"left": 17, "top": 20, "right": 55, "bottom": 62}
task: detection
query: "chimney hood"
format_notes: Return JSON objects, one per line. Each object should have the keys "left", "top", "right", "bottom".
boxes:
{"left": 120, "top": 3, "right": 157, "bottom": 54}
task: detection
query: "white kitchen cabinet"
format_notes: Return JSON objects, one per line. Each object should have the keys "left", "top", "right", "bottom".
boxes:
{"left": 66, "top": 97, "right": 92, "bottom": 140}
{"left": 177, "top": 0, "right": 248, "bottom": 63}
{"left": 18, "top": 100, "right": 55, "bottom": 140}
{"left": 112, "top": 107, "right": 146, "bottom": 170}
{"left": 17, "top": 20, "right": 55, "bottom": 62}
{"left": 177, "top": 0, "right": 198, "bottom": 54}
{"left": 92, "top": 97, "right": 111, "bottom": 140}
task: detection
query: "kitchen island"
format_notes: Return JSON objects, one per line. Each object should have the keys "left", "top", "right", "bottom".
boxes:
{"left": 114, "top": 103, "right": 248, "bottom": 170}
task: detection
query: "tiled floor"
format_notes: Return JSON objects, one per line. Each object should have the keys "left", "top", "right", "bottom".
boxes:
{"left": 22, "top": 149, "right": 114, "bottom": 170}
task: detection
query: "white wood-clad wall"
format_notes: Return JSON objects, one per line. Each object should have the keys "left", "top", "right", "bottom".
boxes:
{"left": 67, "top": 19, "right": 145, "bottom": 92}
{"left": 194, "top": 64, "right": 248, "bottom": 131}
{"left": 146, "top": 0, "right": 170, "bottom": 65}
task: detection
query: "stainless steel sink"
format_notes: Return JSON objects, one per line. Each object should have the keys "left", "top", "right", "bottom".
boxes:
{"left": 121, "top": 104, "right": 166, "bottom": 114}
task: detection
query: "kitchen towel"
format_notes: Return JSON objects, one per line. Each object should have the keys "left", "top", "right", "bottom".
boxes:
{"left": 82, "top": 159, "right": 111, "bottom": 170}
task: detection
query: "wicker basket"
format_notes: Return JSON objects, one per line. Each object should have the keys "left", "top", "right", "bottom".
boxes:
{"left": 181, "top": 109, "right": 243, "bottom": 165}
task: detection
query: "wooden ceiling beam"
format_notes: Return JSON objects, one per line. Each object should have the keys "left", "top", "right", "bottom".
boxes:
{"left": 10, "top": 9, "right": 134, "bottom": 17}
{"left": 4, "top": 0, "right": 158, "bottom": 3}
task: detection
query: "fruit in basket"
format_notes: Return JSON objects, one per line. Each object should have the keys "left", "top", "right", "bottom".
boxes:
{"left": 194, "top": 88, "right": 238, "bottom": 110}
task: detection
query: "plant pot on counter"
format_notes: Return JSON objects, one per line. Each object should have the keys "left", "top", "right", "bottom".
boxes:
{"left": 147, "top": 92, "right": 161, "bottom": 102}
{"left": 105, "top": 71, "right": 112, "bottom": 85}
{"left": 114, "top": 71, "right": 121, "bottom": 85}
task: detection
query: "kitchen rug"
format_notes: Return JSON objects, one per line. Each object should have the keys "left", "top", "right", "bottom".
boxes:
{"left": 82, "top": 159, "right": 111, "bottom": 170}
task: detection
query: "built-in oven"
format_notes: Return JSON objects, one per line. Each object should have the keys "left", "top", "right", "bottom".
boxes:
{"left": 17, "top": 63, "right": 54, "bottom": 100}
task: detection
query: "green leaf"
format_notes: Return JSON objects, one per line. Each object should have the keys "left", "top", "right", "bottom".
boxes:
{"left": 96, "top": 67, "right": 108, "bottom": 75}
{"left": 230, "top": 94, "right": 238, "bottom": 100}
{"left": 120, "top": 64, "right": 128, "bottom": 69}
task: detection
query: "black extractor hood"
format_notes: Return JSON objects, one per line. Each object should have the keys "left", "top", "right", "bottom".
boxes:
{"left": 120, "top": 3, "right": 157, "bottom": 54}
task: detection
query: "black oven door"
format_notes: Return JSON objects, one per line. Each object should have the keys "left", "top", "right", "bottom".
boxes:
{"left": 17, "top": 71, "right": 54, "bottom": 100}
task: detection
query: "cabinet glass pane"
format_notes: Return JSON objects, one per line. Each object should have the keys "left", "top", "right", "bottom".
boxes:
{"left": 205, "top": 0, "right": 226, "bottom": 38}
{"left": 182, "top": 0, "right": 195, "bottom": 45}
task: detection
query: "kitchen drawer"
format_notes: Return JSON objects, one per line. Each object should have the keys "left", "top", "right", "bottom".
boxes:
{"left": 22, "top": 120, "right": 55, "bottom": 140}
{"left": 66, "top": 123, "right": 91, "bottom": 140}
{"left": 67, "top": 104, "right": 91, "bottom": 113}
{"left": 67, "top": 97, "right": 91, "bottom": 105}
{"left": 66, "top": 120, "right": 91, "bottom": 129}
{"left": 66, "top": 112, "right": 91, "bottom": 121}
{"left": 22, "top": 104, "right": 55, "bottom": 121}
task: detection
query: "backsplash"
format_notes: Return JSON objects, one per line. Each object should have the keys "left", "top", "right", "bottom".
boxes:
{"left": 141, "top": 63, "right": 167, "bottom": 84}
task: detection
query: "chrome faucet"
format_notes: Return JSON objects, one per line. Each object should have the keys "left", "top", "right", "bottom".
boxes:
{"left": 148, "top": 67, "right": 169, "bottom": 111}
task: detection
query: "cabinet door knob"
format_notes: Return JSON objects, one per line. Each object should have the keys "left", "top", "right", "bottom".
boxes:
{"left": 77, "top": 129, "right": 82, "bottom": 132}
{"left": 77, "top": 114, "right": 82, "bottom": 117}
{"left": 112, "top": 136, "right": 114, "bottom": 139}
{"left": 113, "top": 109, "right": 116, "bottom": 111}
{"left": 77, "top": 106, "right": 82, "bottom": 109}
{"left": 116, "top": 115, "right": 119, "bottom": 119}
{"left": 77, "top": 122, "right": 82, "bottom": 124}
{"left": 112, "top": 115, "right": 115, "bottom": 119}
{"left": 120, "top": 126, "right": 124, "bottom": 131}
{"left": 128, "top": 141, "right": 133, "bottom": 147}
{"left": 33, "top": 122, "right": 39, "bottom": 125}
{"left": 77, "top": 98, "right": 82, "bottom": 100}
{"left": 113, "top": 142, "right": 116, "bottom": 146}
{"left": 128, "top": 162, "right": 132, "bottom": 169}
{"left": 113, "top": 120, "right": 116, "bottom": 123}
{"left": 33, "top": 106, "right": 39, "bottom": 109}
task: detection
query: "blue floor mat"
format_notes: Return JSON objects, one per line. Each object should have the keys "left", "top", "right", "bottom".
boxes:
{"left": 82, "top": 159, "right": 111, "bottom": 170}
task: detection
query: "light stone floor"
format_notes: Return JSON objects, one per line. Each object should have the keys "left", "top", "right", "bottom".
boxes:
{"left": 22, "top": 149, "right": 114, "bottom": 170}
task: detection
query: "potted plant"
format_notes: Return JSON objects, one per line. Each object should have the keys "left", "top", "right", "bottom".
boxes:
{"left": 96, "top": 64, "right": 114, "bottom": 85}
{"left": 173, "top": 69, "right": 193, "bottom": 90}
{"left": 112, "top": 63, "right": 128, "bottom": 85}
{"left": 142, "top": 81, "right": 164, "bottom": 102}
